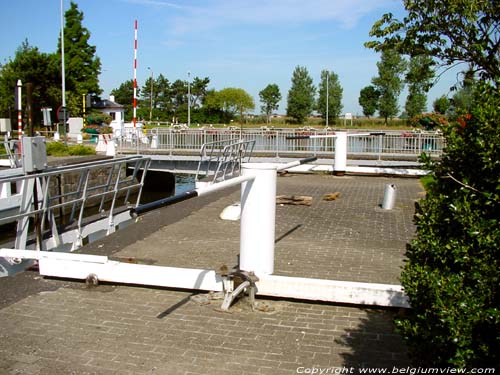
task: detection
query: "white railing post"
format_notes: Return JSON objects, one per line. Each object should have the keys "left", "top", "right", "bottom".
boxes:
{"left": 333, "top": 131, "right": 347, "bottom": 176}
{"left": 239, "top": 163, "right": 276, "bottom": 275}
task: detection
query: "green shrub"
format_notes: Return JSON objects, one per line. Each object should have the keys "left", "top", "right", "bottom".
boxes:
{"left": 46, "top": 142, "right": 95, "bottom": 156}
{"left": 397, "top": 83, "right": 500, "bottom": 367}
{"left": 408, "top": 112, "right": 448, "bottom": 130}
{"left": 46, "top": 142, "right": 69, "bottom": 156}
{"left": 68, "top": 144, "right": 95, "bottom": 156}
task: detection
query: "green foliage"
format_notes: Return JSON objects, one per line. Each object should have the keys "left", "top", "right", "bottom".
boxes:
{"left": 433, "top": 95, "right": 451, "bottom": 115}
{"left": 405, "top": 55, "right": 434, "bottom": 118}
{"left": 204, "top": 87, "right": 254, "bottom": 122}
{"left": 57, "top": 1, "right": 102, "bottom": 113}
{"left": 358, "top": 85, "right": 380, "bottom": 118}
{"left": 365, "top": 0, "right": 500, "bottom": 82}
{"left": 408, "top": 112, "right": 448, "bottom": 130}
{"left": 372, "top": 49, "right": 407, "bottom": 123}
{"left": 111, "top": 80, "right": 136, "bottom": 107}
{"left": 68, "top": 144, "right": 96, "bottom": 155}
{"left": 317, "top": 70, "right": 343, "bottom": 124}
{"left": 46, "top": 142, "right": 95, "bottom": 156}
{"left": 86, "top": 111, "right": 111, "bottom": 126}
{"left": 0, "top": 40, "right": 60, "bottom": 125}
{"left": 397, "top": 83, "right": 500, "bottom": 367}
{"left": 449, "top": 71, "right": 477, "bottom": 117}
{"left": 286, "top": 66, "right": 316, "bottom": 124}
{"left": 259, "top": 84, "right": 281, "bottom": 124}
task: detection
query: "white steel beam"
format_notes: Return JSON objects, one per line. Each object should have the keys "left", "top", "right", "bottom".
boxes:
{"left": 255, "top": 274, "right": 409, "bottom": 308}
{"left": 0, "top": 249, "right": 223, "bottom": 292}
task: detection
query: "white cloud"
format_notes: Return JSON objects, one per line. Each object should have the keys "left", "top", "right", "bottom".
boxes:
{"left": 164, "top": 0, "right": 398, "bottom": 34}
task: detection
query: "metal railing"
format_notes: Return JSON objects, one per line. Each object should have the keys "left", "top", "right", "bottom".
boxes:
{"left": 1, "top": 140, "right": 21, "bottom": 168}
{"left": 195, "top": 138, "right": 255, "bottom": 183}
{"left": 0, "top": 156, "right": 151, "bottom": 252}
{"left": 117, "top": 128, "right": 445, "bottom": 159}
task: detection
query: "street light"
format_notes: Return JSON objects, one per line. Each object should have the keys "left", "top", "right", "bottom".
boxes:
{"left": 187, "top": 71, "right": 191, "bottom": 127}
{"left": 326, "top": 70, "right": 329, "bottom": 127}
{"left": 147, "top": 67, "right": 153, "bottom": 123}
{"left": 60, "top": 0, "right": 67, "bottom": 145}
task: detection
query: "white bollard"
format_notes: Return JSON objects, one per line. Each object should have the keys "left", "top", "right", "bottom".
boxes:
{"left": 151, "top": 135, "right": 158, "bottom": 149}
{"left": 105, "top": 137, "right": 116, "bottom": 156}
{"left": 334, "top": 131, "right": 347, "bottom": 176}
{"left": 54, "top": 132, "right": 60, "bottom": 141}
{"left": 239, "top": 163, "right": 276, "bottom": 275}
{"left": 382, "top": 184, "right": 397, "bottom": 210}
{"left": 76, "top": 134, "right": 83, "bottom": 144}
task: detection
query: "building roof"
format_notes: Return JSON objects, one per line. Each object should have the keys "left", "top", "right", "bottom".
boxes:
{"left": 93, "top": 99, "right": 124, "bottom": 109}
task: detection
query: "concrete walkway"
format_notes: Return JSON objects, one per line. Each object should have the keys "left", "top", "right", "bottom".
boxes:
{"left": 0, "top": 174, "right": 423, "bottom": 374}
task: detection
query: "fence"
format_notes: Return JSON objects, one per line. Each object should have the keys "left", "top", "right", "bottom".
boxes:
{"left": 117, "top": 128, "right": 445, "bottom": 159}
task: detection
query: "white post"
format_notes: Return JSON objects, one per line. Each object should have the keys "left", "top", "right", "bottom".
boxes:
{"left": 334, "top": 131, "right": 347, "bottom": 176}
{"left": 239, "top": 163, "right": 276, "bottom": 275}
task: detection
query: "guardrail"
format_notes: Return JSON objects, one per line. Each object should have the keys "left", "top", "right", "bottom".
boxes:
{"left": 117, "top": 128, "right": 444, "bottom": 159}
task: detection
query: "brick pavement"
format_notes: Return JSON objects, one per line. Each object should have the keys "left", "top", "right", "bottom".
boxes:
{"left": 0, "top": 174, "right": 423, "bottom": 374}
{"left": 116, "top": 174, "right": 422, "bottom": 285}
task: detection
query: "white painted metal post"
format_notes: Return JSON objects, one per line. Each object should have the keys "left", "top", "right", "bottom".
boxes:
{"left": 240, "top": 163, "right": 276, "bottom": 275}
{"left": 334, "top": 131, "right": 347, "bottom": 176}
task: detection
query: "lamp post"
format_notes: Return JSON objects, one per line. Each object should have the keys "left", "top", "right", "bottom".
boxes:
{"left": 60, "top": 0, "right": 67, "bottom": 145}
{"left": 147, "top": 67, "right": 153, "bottom": 123}
{"left": 187, "top": 71, "right": 191, "bottom": 127}
{"left": 16, "top": 79, "right": 22, "bottom": 140}
{"left": 326, "top": 70, "right": 329, "bottom": 127}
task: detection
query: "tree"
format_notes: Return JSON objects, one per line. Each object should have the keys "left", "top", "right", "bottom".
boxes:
{"left": 398, "top": 83, "right": 500, "bottom": 367}
{"left": 190, "top": 77, "right": 210, "bottom": 108}
{"left": 111, "top": 80, "right": 138, "bottom": 121}
{"left": 433, "top": 95, "right": 451, "bottom": 114}
{"left": 286, "top": 66, "right": 316, "bottom": 123}
{"left": 317, "top": 70, "right": 343, "bottom": 125}
{"left": 358, "top": 85, "right": 380, "bottom": 118}
{"left": 405, "top": 55, "right": 434, "bottom": 118}
{"left": 170, "top": 79, "right": 187, "bottom": 116}
{"left": 366, "top": 1, "right": 500, "bottom": 367}
{"left": 371, "top": 49, "right": 406, "bottom": 124}
{"left": 259, "top": 84, "right": 281, "bottom": 124}
{"left": 0, "top": 40, "right": 60, "bottom": 128}
{"left": 365, "top": 0, "right": 500, "bottom": 82}
{"left": 57, "top": 1, "right": 101, "bottom": 116}
{"left": 217, "top": 88, "right": 255, "bottom": 122}
{"left": 449, "top": 69, "right": 476, "bottom": 116}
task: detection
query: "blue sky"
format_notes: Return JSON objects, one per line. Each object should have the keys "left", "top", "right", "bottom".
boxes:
{"left": 1, "top": 0, "right": 460, "bottom": 116}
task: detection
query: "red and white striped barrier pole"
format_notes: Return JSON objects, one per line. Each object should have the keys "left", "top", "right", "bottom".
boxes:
{"left": 133, "top": 19, "right": 138, "bottom": 153}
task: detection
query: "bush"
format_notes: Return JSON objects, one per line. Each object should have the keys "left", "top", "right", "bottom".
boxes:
{"left": 46, "top": 142, "right": 70, "bottom": 156}
{"left": 397, "top": 83, "right": 500, "bottom": 367}
{"left": 46, "top": 142, "right": 95, "bottom": 156}
{"left": 408, "top": 112, "right": 448, "bottom": 130}
{"left": 68, "top": 144, "right": 95, "bottom": 156}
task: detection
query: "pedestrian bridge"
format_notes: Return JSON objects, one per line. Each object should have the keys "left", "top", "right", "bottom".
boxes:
{"left": 115, "top": 127, "right": 444, "bottom": 174}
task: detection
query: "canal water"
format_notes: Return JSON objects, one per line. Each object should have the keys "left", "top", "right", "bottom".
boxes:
{"left": 174, "top": 174, "right": 195, "bottom": 195}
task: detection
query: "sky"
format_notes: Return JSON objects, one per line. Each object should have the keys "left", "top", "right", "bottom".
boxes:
{"left": 0, "top": 0, "right": 461, "bottom": 116}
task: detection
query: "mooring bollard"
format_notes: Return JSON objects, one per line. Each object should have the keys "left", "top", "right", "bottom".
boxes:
{"left": 239, "top": 163, "right": 277, "bottom": 275}
{"left": 382, "top": 183, "right": 397, "bottom": 210}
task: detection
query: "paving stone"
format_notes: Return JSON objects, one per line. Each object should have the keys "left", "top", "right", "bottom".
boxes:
{"left": 0, "top": 174, "right": 420, "bottom": 373}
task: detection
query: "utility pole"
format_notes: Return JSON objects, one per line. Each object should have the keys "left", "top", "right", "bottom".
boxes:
{"left": 187, "top": 71, "right": 191, "bottom": 127}
{"left": 326, "top": 71, "right": 329, "bottom": 127}
{"left": 147, "top": 67, "right": 153, "bottom": 123}
{"left": 60, "top": 0, "right": 67, "bottom": 145}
